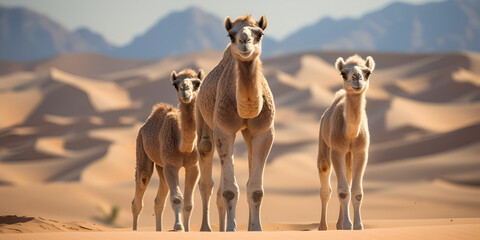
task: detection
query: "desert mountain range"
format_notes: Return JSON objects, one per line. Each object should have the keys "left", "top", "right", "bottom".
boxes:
{"left": 1, "top": 0, "right": 479, "bottom": 61}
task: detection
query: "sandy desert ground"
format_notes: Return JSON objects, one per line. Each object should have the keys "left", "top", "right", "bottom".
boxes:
{"left": 0, "top": 50, "right": 479, "bottom": 239}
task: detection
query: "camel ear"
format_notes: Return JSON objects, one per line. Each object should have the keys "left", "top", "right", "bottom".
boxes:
{"left": 365, "top": 56, "right": 375, "bottom": 71}
{"left": 335, "top": 57, "right": 345, "bottom": 71}
{"left": 197, "top": 69, "right": 205, "bottom": 81}
{"left": 225, "top": 16, "right": 233, "bottom": 31}
{"left": 171, "top": 71, "right": 178, "bottom": 83}
{"left": 257, "top": 15, "right": 267, "bottom": 30}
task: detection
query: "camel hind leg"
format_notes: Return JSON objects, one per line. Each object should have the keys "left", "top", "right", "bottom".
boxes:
{"left": 132, "top": 133, "right": 155, "bottom": 230}
{"left": 154, "top": 164, "right": 169, "bottom": 231}
{"left": 317, "top": 138, "right": 332, "bottom": 231}
{"left": 197, "top": 111, "right": 215, "bottom": 231}
{"left": 183, "top": 163, "right": 199, "bottom": 232}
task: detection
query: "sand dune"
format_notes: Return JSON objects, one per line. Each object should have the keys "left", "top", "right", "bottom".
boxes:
{"left": 50, "top": 68, "right": 132, "bottom": 112}
{"left": 0, "top": 215, "right": 111, "bottom": 233}
{"left": 386, "top": 96, "right": 480, "bottom": 132}
{"left": 0, "top": 50, "right": 479, "bottom": 238}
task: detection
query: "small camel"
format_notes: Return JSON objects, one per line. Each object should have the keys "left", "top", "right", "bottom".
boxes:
{"left": 132, "top": 68, "right": 205, "bottom": 232}
{"left": 317, "top": 55, "right": 375, "bottom": 231}
{"left": 196, "top": 15, "right": 274, "bottom": 232}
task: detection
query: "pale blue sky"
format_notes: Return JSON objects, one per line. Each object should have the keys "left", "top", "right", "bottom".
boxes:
{"left": 0, "top": 0, "right": 444, "bottom": 46}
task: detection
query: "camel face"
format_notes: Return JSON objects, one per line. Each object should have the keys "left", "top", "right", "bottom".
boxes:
{"left": 335, "top": 55, "right": 375, "bottom": 95}
{"left": 341, "top": 66, "right": 371, "bottom": 94}
{"left": 225, "top": 15, "right": 267, "bottom": 61}
{"left": 171, "top": 69, "right": 205, "bottom": 104}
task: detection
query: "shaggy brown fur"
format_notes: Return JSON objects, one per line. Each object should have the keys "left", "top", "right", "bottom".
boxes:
{"left": 196, "top": 15, "right": 274, "bottom": 232}
{"left": 317, "top": 55, "right": 375, "bottom": 231}
{"left": 132, "top": 68, "right": 205, "bottom": 232}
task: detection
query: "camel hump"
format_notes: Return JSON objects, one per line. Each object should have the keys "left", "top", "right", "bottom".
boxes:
{"left": 148, "top": 102, "right": 176, "bottom": 120}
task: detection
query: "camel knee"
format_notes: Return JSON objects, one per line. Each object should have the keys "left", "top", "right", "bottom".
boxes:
{"left": 354, "top": 194, "right": 362, "bottom": 201}
{"left": 223, "top": 190, "right": 236, "bottom": 201}
{"left": 183, "top": 203, "right": 193, "bottom": 213}
{"left": 170, "top": 193, "right": 183, "bottom": 207}
{"left": 320, "top": 187, "right": 332, "bottom": 200}
{"left": 199, "top": 178, "right": 214, "bottom": 193}
{"left": 338, "top": 188, "right": 350, "bottom": 200}
{"left": 198, "top": 137, "right": 212, "bottom": 158}
{"left": 351, "top": 190, "right": 364, "bottom": 204}
{"left": 172, "top": 197, "right": 182, "bottom": 205}
{"left": 252, "top": 190, "right": 263, "bottom": 203}
{"left": 318, "top": 161, "right": 331, "bottom": 174}
{"left": 246, "top": 188, "right": 263, "bottom": 205}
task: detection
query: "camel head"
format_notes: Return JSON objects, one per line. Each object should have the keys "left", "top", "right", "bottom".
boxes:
{"left": 335, "top": 55, "right": 375, "bottom": 94}
{"left": 225, "top": 15, "right": 267, "bottom": 61}
{"left": 171, "top": 68, "right": 205, "bottom": 104}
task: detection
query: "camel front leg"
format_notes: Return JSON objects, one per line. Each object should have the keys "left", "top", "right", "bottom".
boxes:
{"left": 163, "top": 164, "right": 184, "bottom": 231}
{"left": 214, "top": 127, "right": 238, "bottom": 232}
{"left": 247, "top": 128, "right": 274, "bottom": 231}
{"left": 351, "top": 151, "right": 368, "bottom": 230}
{"left": 217, "top": 172, "right": 226, "bottom": 231}
{"left": 197, "top": 116, "right": 215, "bottom": 231}
{"left": 183, "top": 163, "right": 199, "bottom": 232}
{"left": 154, "top": 165, "right": 169, "bottom": 231}
{"left": 331, "top": 149, "right": 352, "bottom": 230}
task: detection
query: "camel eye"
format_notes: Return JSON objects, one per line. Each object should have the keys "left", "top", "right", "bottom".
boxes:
{"left": 252, "top": 30, "right": 264, "bottom": 42}
{"left": 172, "top": 83, "right": 178, "bottom": 90}
{"left": 256, "top": 32, "right": 263, "bottom": 42}
{"left": 364, "top": 71, "right": 371, "bottom": 79}
{"left": 192, "top": 80, "right": 201, "bottom": 90}
{"left": 228, "top": 34, "right": 235, "bottom": 43}
{"left": 341, "top": 72, "right": 347, "bottom": 80}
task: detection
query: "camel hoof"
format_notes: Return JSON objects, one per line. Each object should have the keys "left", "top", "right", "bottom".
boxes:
{"left": 318, "top": 224, "right": 327, "bottom": 231}
{"left": 336, "top": 223, "right": 342, "bottom": 230}
{"left": 173, "top": 223, "right": 184, "bottom": 232}
{"left": 200, "top": 222, "right": 212, "bottom": 232}
{"left": 342, "top": 221, "right": 353, "bottom": 230}
{"left": 248, "top": 224, "right": 262, "bottom": 231}
{"left": 354, "top": 224, "right": 364, "bottom": 230}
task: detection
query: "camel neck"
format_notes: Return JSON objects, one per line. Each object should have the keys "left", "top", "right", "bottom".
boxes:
{"left": 235, "top": 57, "right": 264, "bottom": 119}
{"left": 178, "top": 100, "right": 197, "bottom": 153}
{"left": 344, "top": 92, "right": 366, "bottom": 139}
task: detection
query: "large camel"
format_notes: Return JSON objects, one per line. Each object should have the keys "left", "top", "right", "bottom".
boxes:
{"left": 317, "top": 55, "right": 375, "bottom": 231}
{"left": 196, "top": 15, "right": 275, "bottom": 232}
{"left": 132, "top": 69, "right": 205, "bottom": 232}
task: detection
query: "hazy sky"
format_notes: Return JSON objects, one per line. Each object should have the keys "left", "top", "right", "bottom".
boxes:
{"left": 0, "top": 0, "right": 443, "bottom": 46}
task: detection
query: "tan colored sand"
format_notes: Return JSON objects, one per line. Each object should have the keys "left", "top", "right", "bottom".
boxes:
{"left": 0, "top": 50, "right": 479, "bottom": 238}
